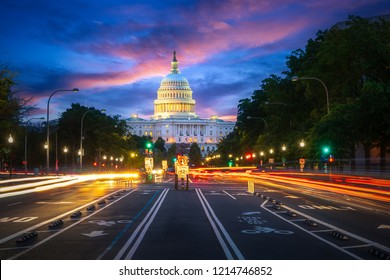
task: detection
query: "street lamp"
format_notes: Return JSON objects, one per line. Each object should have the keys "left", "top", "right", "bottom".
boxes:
{"left": 25, "top": 117, "right": 44, "bottom": 175}
{"left": 80, "top": 109, "right": 105, "bottom": 173}
{"left": 8, "top": 134, "right": 14, "bottom": 178}
{"left": 292, "top": 76, "right": 329, "bottom": 114}
{"left": 46, "top": 88, "right": 79, "bottom": 175}
{"left": 247, "top": 116, "right": 268, "bottom": 128}
{"left": 63, "top": 146, "right": 68, "bottom": 170}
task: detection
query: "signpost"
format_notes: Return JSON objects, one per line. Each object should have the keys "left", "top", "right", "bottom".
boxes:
{"left": 145, "top": 157, "right": 153, "bottom": 182}
{"left": 175, "top": 155, "right": 189, "bottom": 190}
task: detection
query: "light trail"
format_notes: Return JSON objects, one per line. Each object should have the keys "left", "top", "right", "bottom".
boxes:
{"left": 0, "top": 173, "right": 139, "bottom": 198}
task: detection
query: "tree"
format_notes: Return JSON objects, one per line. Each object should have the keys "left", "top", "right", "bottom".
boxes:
{"left": 0, "top": 66, "right": 33, "bottom": 170}
{"left": 57, "top": 103, "right": 129, "bottom": 171}
{"left": 188, "top": 142, "right": 202, "bottom": 167}
{"left": 167, "top": 143, "right": 177, "bottom": 167}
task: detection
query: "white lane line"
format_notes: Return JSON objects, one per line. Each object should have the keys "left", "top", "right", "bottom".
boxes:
{"left": 223, "top": 190, "right": 237, "bottom": 200}
{"left": 342, "top": 244, "right": 371, "bottom": 249}
{"left": 197, "top": 188, "right": 244, "bottom": 260}
{"left": 115, "top": 188, "right": 169, "bottom": 260}
{"left": 5, "top": 189, "right": 138, "bottom": 259}
{"left": 261, "top": 201, "right": 362, "bottom": 259}
{"left": 125, "top": 189, "right": 169, "bottom": 259}
{"left": 282, "top": 204, "right": 390, "bottom": 254}
{"left": 196, "top": 189, "right": 233, "bottom": 260}
{"left": 7, "top": 202, "right": 21, "bottom": 207}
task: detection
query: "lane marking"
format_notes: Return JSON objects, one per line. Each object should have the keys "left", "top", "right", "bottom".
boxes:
{"left": 342, "top": 244, "right": 371, "bottom": 249}
{"left": 7, "top": 202, "right": 21, "bottom": 207}
{"left": 114, "top": 188, "right": 169, "bottom": 260}
{"left": 282, "top": 204, "right": 390, "bottom": 254}
{"left": 97, "top": 190, "right": 161, "bottom": 260}
{"left": 260, "top": 200, "right": 362, "bottom": 260}
{"left": 0, "top": 189, "right": 132, "bottom": 246}
{"left": 6, "top": 189, "right": 138, "bottom": 260}
{"left": 196, "top": 188, "right": 244, "bottom": 260}
{"left": 124, "top": 188, "right": 169, "bottom": 259}
{"left": 223, "top": 190, "right": 236, "bottom": 200}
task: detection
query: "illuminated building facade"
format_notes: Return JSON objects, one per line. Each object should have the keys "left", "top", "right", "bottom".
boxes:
{"left": 127, "top": 51, "right": 235, "bottom": 157}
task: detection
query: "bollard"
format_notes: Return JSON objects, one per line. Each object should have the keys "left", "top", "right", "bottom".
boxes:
{"left": 186, "top": 174, "right": 189, "bottom": 190}
{"left": 175, "top": 174, "right": 178, "bottom": 190}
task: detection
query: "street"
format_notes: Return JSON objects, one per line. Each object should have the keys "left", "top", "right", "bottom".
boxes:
{"left": 0, "top": 172, "right": 389, "bottom": 260}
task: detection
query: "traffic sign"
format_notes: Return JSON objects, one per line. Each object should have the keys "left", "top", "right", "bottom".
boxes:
{"left": 177, "top": 155, "right": 188, "bottom": 166}
{"left": 176, "top": 165, "right": 189, "bottom": 179}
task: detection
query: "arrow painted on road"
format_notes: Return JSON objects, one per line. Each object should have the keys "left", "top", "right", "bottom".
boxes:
{"left": 82, "top": 231, "right": 109, "bottom": 238}
{"left": 377, "top": 224, "right": 390, "bottom": 230}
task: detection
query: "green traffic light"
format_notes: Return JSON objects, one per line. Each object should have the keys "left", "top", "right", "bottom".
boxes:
{"left": 323, "top": 146, "right": 330, "bottom": 154}
{"left": 146, "top": 142, "right": 152, "bottom": 149}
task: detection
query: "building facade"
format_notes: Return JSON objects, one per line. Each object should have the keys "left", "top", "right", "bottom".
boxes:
{"left": 127, "top": 51, "right": 235, "bottom": 157}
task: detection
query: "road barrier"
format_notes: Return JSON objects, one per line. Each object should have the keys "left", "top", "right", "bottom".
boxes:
{"left": 86, "top": 205, "right": 96, "bottom": 211}
{"left": 304, "top": 219, "right": 318, "bottom": 227}
{"left": 368, "top": 247, "right": 390, "bottom": 260}
{"left": 48, "top": 219, "right": 63, "bottom": 229}
{"left": 329, "top": 230, "right": 349, "bottom": 240}
{"left": 272, "top": 204, "right": 282, "bottom": 210}
{"left": 70, "top": 211, "right": 82, "bottom": 218}
{"left": 286, "top": 210, "right": 297, "bottom": 217}
{"left": 97, "top": 199, "right": 106, "bottom": 205}
{"left": 16, "top": 231, "right": 38, "bottom": 243}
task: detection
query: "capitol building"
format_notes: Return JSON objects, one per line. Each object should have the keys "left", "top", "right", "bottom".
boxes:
{"left": 127, "top": 51, "right": 235, "bottom": 157}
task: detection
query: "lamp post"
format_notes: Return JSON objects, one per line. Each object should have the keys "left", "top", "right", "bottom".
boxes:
{"left": 80, "top": 109, "right": 105, "bottom": 173}
{"left": 63, "top": 146, "right": 68, "bottom": 170}
{"left": 8, "top": 134, "right": 14, "bottom": 178}
{"left": 247, "top": 116, "right": 268, "bottom": 128}
{"left": 46, "top": 88, "right": 79, "bottom": 175}
{"left": 24, "top": 117, "right": 44, "bottom": 175}
{"left": 292, "top": 76, "right": 329, "bottom": 114}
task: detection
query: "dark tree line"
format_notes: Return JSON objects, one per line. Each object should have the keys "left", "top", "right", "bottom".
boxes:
{"left": 217, "top": 16, "right": 390, "bottom": 171}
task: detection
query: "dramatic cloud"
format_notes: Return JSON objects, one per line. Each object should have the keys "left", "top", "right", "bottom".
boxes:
{"left": 1, "top": 0, "right": 388, "bottom": 121}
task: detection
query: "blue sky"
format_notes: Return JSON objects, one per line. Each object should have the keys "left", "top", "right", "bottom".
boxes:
{"left": 1, "top": 0, "right": 389, "bottom": 122}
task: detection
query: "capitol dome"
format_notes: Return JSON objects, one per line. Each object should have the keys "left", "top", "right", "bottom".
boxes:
{"left": 153, "top": 51, "right": 198, "bottom": 119}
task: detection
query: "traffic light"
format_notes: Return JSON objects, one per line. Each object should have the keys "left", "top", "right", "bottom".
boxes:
{"left": 228, "top": 159, "right": 233, "bottom": 167}
{"left": 146, "top": 142, "right": 152, "bottom": 149}
{"left": 322, "top": 146, "right": 330, "bottom": 154}
{"left": 329, "top": 154, "right": 334, "bottom": 163}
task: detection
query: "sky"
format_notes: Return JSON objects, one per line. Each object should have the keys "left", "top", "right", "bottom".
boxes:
{"left": 1, "top": 0, "right": 389, "bottom": 122}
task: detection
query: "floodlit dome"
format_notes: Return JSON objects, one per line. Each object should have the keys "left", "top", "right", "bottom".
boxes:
{"left": 153, "top": 51, "right": 198, "bottom": 119}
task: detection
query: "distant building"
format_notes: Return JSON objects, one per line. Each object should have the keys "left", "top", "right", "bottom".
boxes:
{"left": 127, "top": 51, "right": 235, "bottom": 156}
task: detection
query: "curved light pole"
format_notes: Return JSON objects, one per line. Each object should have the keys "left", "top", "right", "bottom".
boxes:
{"left": 247, "top": 116, "right": 268, "bottom": 128}
{"left": 46, "top": 88, "right": 79, "bottom": 175}
{"left": 25, "top": 117, "right": 44, "bottom": 174}
{"left": 292, "top": 76, "right": 329, "bottom": 114}
{"left": 80, "top": 109, "right": 105, "bottom": 173}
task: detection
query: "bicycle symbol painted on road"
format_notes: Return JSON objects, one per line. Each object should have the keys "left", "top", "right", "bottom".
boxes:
{"left": 241, "top": 226, "right": 294, "bottom": 235}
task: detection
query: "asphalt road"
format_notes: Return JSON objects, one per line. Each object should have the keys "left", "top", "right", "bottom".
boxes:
{"left": 0, "top": 175, "right": 389, "bottom": 260}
